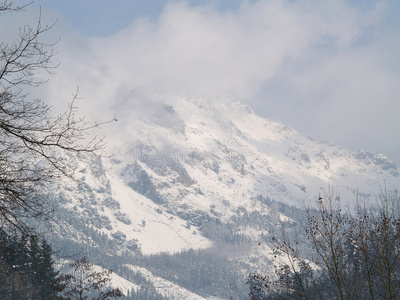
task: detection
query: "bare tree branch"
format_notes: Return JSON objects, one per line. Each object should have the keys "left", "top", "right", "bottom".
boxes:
{"left": 0, "top": 2, "right": 116, "bottom": 238}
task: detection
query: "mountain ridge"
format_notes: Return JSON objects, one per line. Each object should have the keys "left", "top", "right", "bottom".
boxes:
{"left": 47, "top": 96, "right": 398, "bottom": 299}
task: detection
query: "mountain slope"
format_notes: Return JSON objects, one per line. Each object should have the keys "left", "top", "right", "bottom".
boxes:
{"left": 111, "top": 96, "right": 398, "bottom": 215}
{"left": 48, "top": 96, "right": 399, "bottom": 299}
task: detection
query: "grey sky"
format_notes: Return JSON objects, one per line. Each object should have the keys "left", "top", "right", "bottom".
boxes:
{"left": 10, "top": 0, "right": 400, "bottom": 166}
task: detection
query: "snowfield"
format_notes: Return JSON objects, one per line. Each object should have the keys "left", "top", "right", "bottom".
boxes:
{"left": 49, "top": 96, "right": 399, "bottom": 299}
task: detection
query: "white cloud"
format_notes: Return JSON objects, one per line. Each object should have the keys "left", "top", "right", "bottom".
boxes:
{"left": 51, "top": 1, "right": 372, "bottom": 100}
{"left": 18, "top": 0, "right": 399, "bottom": 164}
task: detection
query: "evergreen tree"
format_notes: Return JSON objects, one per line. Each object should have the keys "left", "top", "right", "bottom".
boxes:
{"left": 0, "top": 232, "right": 63, "bottom": 299}
{"left": 29, "top": 238, "right": 63, "bottom": 299}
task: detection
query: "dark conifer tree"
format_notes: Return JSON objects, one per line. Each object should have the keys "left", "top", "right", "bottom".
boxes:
{"left": 0, "top": 231, "right": 63, "bottom": 299}
{"left": 28, "top": 237, "right": 63, "bottom": 300}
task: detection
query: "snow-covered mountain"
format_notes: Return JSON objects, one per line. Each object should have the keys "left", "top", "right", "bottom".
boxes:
{"left": 48, "top": 96, "right": 399, "bottom": 299}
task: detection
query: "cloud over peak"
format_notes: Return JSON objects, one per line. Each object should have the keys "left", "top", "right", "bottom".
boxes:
{"left": 38, "top": 0, "right": 399, "bottom": 164}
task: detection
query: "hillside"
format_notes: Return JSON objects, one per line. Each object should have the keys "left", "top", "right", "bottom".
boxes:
{"left": 47, "top": 96, "right": 399, "bottom": 299}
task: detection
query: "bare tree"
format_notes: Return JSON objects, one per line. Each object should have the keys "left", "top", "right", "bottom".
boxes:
{"left": 59, "top": 256, "right": 123, "bottom": 300}
{"left": 249, "top": 189, "right": 400, "bottom": 299}
{"left": 0, "top": 1, "right": 114, "bottom": 237}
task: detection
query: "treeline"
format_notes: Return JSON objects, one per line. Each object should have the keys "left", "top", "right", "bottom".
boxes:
{"left": 0, "top": 233, "right": 62, "bottom": 299}
{"left": 134, "top": 248, "right": 248, "bottom": 299}
{"left": 249, "top": 190, "right": 400, "bottom": 299}
{"left": 0, "top": 230, "right": 126, "bottom": 300}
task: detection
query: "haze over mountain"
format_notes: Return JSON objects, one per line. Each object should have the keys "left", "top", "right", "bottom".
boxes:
{"left": 30, "top": 0, "right": 400, "bottom": 167}
{"left": 1, "top": 1, "right": 399, "bottom": 298}
{"left": 47, "top": 95, "right": 399, "bottom": 299}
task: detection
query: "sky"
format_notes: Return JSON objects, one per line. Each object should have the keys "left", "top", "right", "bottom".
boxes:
{"left": 4, "top": 0, "right": 400, "bottom": 165}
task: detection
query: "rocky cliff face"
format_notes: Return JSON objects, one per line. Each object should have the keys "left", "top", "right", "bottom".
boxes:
{"left": 108, "top": 96, "right": 398, "bottom": 218}
{"left": 47, "top": 96, "right": 399, "bottom": 299}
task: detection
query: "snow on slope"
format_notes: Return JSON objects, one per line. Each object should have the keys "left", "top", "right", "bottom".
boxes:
{"left": 100, "top": 265, "right": 139, "bottom": 295}
{"left": 125, "top": 264, "right": 206, "bottom": 299}
{"left": 57, "top": 259, "right": 139, "bottom": 296}
{"left": 51, "top": 95, "right": 399, "bottom": 255}
{"left": 51, "top": 151, "right": 212, "bottom": 255}
{"left": 50, "top": 96, "right": 399, "bottom": 298}
{"left": 104, "top": 161, "right": 212, "bottom": 254}
{"left": 108, "top": 96, "right": 399, "bottom": 215}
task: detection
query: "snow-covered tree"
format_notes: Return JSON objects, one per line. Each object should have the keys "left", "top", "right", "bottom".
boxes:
{"left": 250, "top": 189, "right": 400, "bottom": 299}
